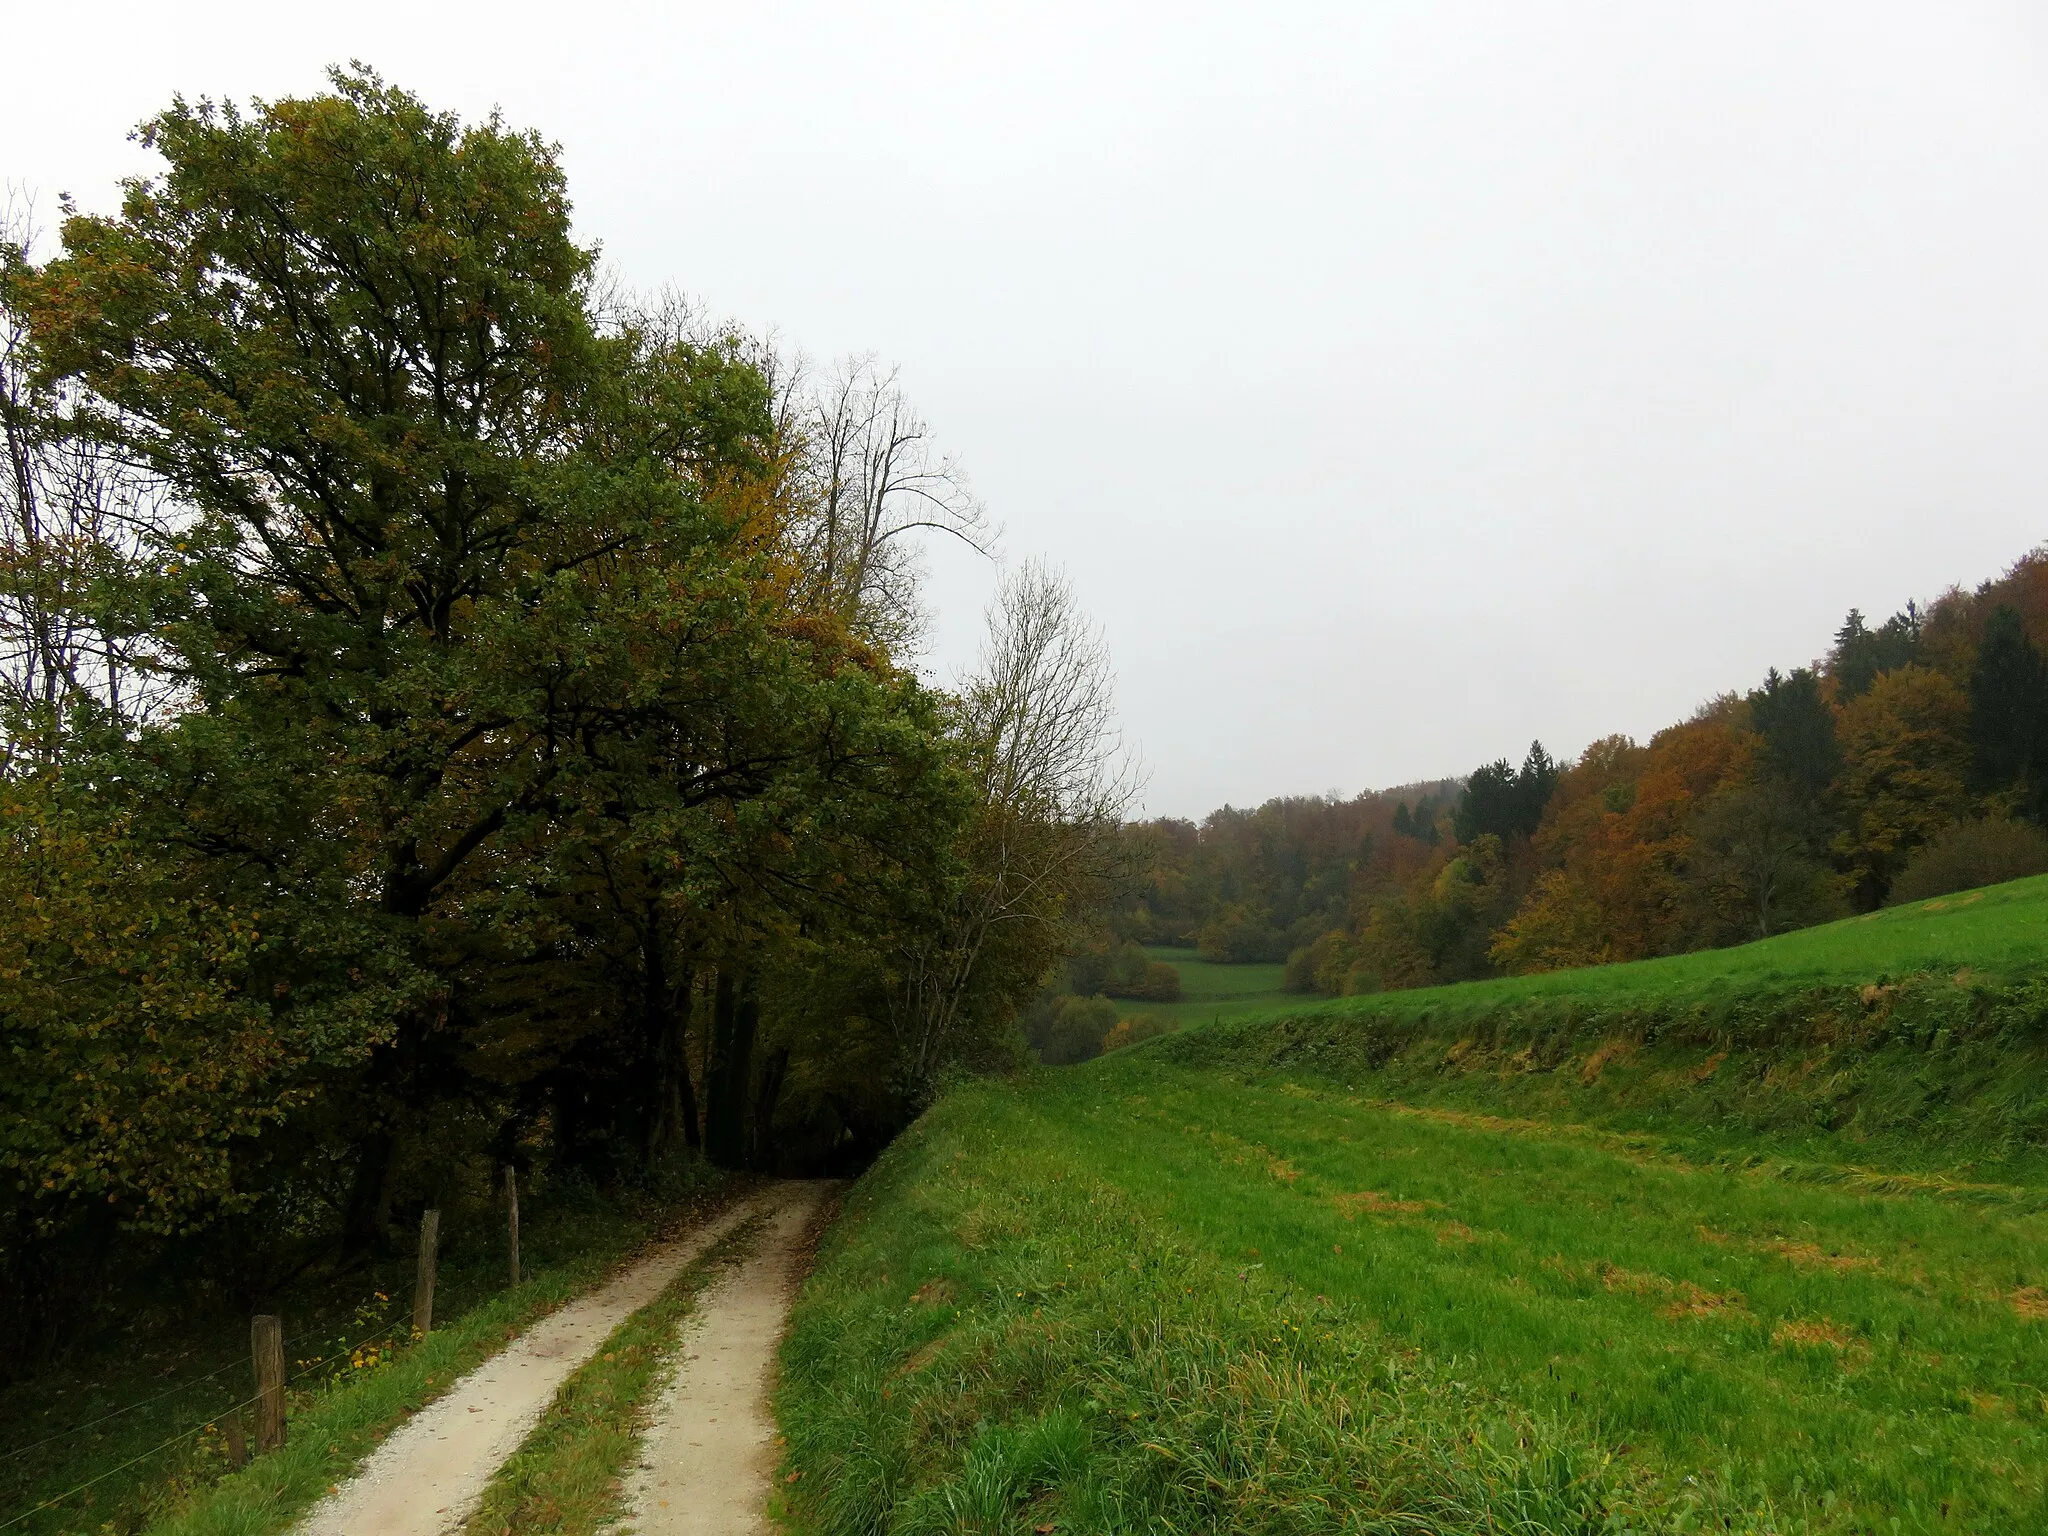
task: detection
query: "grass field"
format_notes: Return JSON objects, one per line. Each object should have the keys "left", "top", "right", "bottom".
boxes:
{"left": 1294, "top": 873, "right": 2048, "bottom": 1024}
{"left": 778, "top": 881, "right": 2048, "bottom": 1534}
{"left": 1107, "top": 947, "right": 1291, "bottom": 1031}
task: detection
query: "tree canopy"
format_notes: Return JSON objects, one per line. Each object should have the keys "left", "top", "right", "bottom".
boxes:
{"left": 0, "top": 70, "right": 1117, "bottom": 1369}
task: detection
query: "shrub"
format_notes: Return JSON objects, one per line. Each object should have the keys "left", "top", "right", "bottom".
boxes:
{"left": 1282, "top": 944, "right": 1318, "bottom": 993}
{"left": 1339, "top": 961, "right": 1384, "bottom": 996}
{"left": 1886, "top": 816, "right": 2048, "bottom": 904}
{"left": 1282, "top": 930, "right": 1354, "bottom": 994}
{"left": 1101, "top": 1014, "right": 1173, "bottom": 1052}
{"left": 1195, "top": 905, "right": 1289, "bottom": 964}
{"left": 1039, "top": 996, "right": 1118, "bottom": 1065}
{"left": 1108, "top": 956, "right": 1183, "bottom": 1003}
{"left": 1075, "top": 942, "right": 1184, "bottom": 1002}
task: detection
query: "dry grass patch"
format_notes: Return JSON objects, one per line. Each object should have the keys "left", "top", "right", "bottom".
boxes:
{"left": 1763, "top": 1239, "right": 1881, "bottom": 1275}
{"left": 2011, "top": 1287, "right": 2048, "bottom": 1321}
{"left": 1771, "top": 1317, "right": 1868, "bottom": 1361}
{"left": 1579, "top": 1039, "right": 1639, "bottom": 1085}
{"left": 1697, "top": 1227, "right": 1883, "bottom": 1278}
{"left": 1332, "top": 1190, "right": 1440, "bottom": 1219}
{"left": 894, "top": 1336, "right": 954, "bottom": 1378}
{"left": 1591, "top": 1262, "right": 1745, "bottom": 1321}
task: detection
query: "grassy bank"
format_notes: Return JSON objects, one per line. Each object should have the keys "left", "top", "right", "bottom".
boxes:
{"left": 1290, "top": 872, "right": 2048, "bottom": 1018}
{"left": 778, "top": 881, "right": 2048, "bottom": 1533}
{"left": 2, "top": 1166, "right": 735, "bottom": 1536}
{"left": 1159, "top": 881, "right": 2048, "bottom": 1181}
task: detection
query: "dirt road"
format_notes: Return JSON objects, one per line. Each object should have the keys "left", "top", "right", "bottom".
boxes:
{"left": 294, "top": 1193, "right": 766, "bottom": 1536}
{"left": 621, "top": 1182, "right": 830, "bottom": 1536}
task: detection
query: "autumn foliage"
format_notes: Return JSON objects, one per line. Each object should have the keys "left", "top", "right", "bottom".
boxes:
{"left": 1124, "top": 551, "right": 2048, "bottom": 995}
{"left": 0, "top": 72, "right": 1090, "bottom": 1370}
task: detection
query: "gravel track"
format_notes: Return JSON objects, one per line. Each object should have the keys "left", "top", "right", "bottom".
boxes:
{"left": 621, "top": 1182, "right": 831, "bottom": 1536}
{"left": 293, "top": 1193, "right": 767, "bottom": 1536}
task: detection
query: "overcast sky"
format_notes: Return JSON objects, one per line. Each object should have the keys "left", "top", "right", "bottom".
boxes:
{"left": 7, "top": 2, "right": 2047, "bottom": 816}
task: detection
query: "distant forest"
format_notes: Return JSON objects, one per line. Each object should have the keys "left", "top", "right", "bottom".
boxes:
{"left": 1115, "top": 547, "right": 2048, "bottom": 997}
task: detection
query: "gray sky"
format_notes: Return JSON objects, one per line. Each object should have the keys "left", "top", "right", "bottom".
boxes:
{"left": 8, "top": 2, "right": 2048, "bottom": 816}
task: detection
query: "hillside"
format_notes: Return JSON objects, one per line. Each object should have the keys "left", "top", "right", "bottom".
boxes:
{"left": 1113, "top": 549, "right": 2048, "bottom": 1017}
{"left": 777, "top": 880, "right": 2048, "bottom": 1533}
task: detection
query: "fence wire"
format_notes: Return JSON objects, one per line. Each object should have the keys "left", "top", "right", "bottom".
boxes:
{"left": 0, "top": 1286, "right": 428, "bottom": 1532}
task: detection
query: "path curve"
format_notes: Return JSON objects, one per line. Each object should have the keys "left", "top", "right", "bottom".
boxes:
{"left": 295, "top": 1192, "right": 767, "bottom": 1536}
{"left": 622, "top": 1181, "right": 832, "bottom": 1535}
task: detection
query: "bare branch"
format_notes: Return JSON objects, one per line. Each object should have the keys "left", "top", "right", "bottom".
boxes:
{"left": 888, "top": 561, "right": 1140, "bottom": 1093}
{"left": 779, "top": 353, "right": 996, "bottom": 652}
{"left": 0, "top": 191, "right": 185, "bottom": 765}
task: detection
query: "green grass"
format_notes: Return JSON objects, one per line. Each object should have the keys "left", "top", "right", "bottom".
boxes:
{"left": 1160, "top": 878, "right": 2048, "bottom": 1182}
{"left": 1108, "top": 947, "right": 1291, "bottom": 1031}
{"left": 0, "top": 1167, "right": 734, "bottom": 1536}
{"left": 1312, "top": 872, "right": 2048, "bottom": 1022}
{"left": 778, "top": 878, "right": 2048, "bottom": 1534}
{"left": 460, "top": 1213, "right": 767, "bottom": 1536}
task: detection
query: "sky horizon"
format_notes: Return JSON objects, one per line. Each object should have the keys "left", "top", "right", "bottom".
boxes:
{"left": 7, "top": 2, "right": 2047, "bottom": 818}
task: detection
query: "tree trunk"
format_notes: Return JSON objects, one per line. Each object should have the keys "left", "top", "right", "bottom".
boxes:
{"left": 678, "top": 980, "right": 702, "bottom": 1152}
{"left": 750, "top": 1045, "right": 789, "bottom": 1172}
{"left": 641, "top": 936, "right": 668, "bottom": 1165}
{"left": 643, "top": 950, "right": 700, "bottom": 1163}
{"left": 705, "top": 971, "right": 757, "bottom": 1169}
{"left": 642, "top": 931, "right": 699, "bottom": 1168}
{"left": 669, "top": 959, "right": 701, "bottom": 1153}
{"left": 339, "top": 1127, "right": 396, "bottom": 1257}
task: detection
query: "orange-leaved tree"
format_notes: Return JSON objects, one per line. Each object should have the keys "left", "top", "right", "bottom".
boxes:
{"left": 1492, "top": 720, "right": 1750, "bottom": 972}
{"left": 1830, "top": 665, "right": 1971, "bottom": 905}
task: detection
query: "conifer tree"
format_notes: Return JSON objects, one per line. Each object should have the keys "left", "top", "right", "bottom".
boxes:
{"left": 1967, "top": 605, "right": 2048, "bottom": 818}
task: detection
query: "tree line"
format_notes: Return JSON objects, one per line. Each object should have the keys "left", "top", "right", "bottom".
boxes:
{"left": 1121, "top": 550, "right": 2048, "bottom": 996}
{"left": 0, "top": 71, "right": 1124, "bottom": 1370}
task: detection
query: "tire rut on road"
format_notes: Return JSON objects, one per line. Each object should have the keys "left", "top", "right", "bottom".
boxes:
{"left": 293, "top": 1192, "right": 767, "bottom": 1536}
{"left": 621, "top": 1181, "right": 832, "bottom": 1536}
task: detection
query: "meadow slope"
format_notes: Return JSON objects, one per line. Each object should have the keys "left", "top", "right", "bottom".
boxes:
{"left": 778, "top": 880, "right": 2048, "bottom": 1534}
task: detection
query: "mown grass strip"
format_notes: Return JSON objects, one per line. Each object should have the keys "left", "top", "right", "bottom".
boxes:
{"left": 460, "top": 1214, "right": 767, "bottom": 1536}
{"left": 781, "top": 1060, "right": 2048, "bottom": 1534}
{"left": 1071, "top": 1059, "right": 2048, "bottom": 1526}
{"left": 778, "top": 1083, "right": 1793, "bottom": 1536}
{"left": 134, "top": 1180, "right": 741, "bottom": 1536}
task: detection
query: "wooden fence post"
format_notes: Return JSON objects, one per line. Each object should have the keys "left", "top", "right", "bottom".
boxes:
{"left": 224, "top": 1406, "right": 248, "bottom": 1469}
{"left": 504, "top": 1166, "right": 520, "bottom": 1288}
{"left": 413, "top": 1208, "right": 440, "bottom": 1336}
{"left": 250, "top": 1315, "right": 286, "bottom": 1453}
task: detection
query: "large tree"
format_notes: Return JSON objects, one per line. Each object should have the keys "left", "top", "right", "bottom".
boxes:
{"left": 1453, "top": 742, "right": 1557, "bottom": 845}
{"left": 16, "top": 68, "right": 832, "bottom": 1243}
{"left": 1747, "top": 667, "right": 1839, "bottom": 808}
{"left": 890, "top": 563, "right": 1133, "bottom": 1096}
